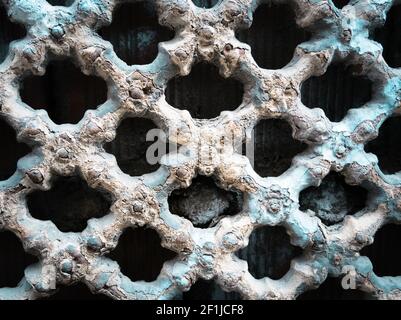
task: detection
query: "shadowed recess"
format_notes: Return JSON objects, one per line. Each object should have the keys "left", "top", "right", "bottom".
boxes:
{"left": 104, "top": 117, "right": 161, "bottom": 176}
{"left": 0, "top": 231, "right": 38, "bottom": 288}
{"left": 236, "top": 3, "right": 309, "bottom": 69}
{"left": 245, "top": 119, "right": 307, "bottom": 177}
{"left": 360, "top": 224, "right": 401, "bottom": 277}
{"left": 236, "top": 226, "right": 302, "bottom": 280}
{"left": 168, "top": 176, "right": 243, "bottom": 229}
{"left": 183, "top": 279, "right": 241, "bottom": 300}
{"left": 365, "top": 116, "right": 401, "bottom": 174}
{"left": 43, "top": 283, "right": 111, "bottom": 300}
{"left": 20, "top": 59, "right": 107, "bottom": 125}
{"left": 192, "top": 0, "right": 219, "bottom": 8}
{"left": 301, "top": 62, "right": 372, "bottom": 122}
{"left": 46, "top": 0, "right": 75, "bottom": 6}
{"left": 0, "top": 118, "right": 31, "bottom": 181}
{"left": 332, "top": 0, "right": 350, "bottom": 9}
{"left": 165, "top": 63, "right": 244, "bottom": 119}
{"left": 298, "top": 277, "right": 369, "bottom": 300}
{"left": 373, "top": 4, "right": 401, "bottom": 68}
{"left": 299, "top": 172, "right": 367, "bottom": 226}
{"left": 0, "top": 3, "right": 26, "bottom": 64}
{"left": 98, "top": 1, "right": 174, "bottom": 65}
{"left": 27, "top": 176, "right": 112, "bottom": 233}
{"left": 107, "top": 227, "right": 176, "bottom": 282}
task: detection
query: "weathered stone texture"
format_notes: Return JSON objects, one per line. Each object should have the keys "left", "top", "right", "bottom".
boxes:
{"left": 0, "top": 0, "right": 401, "bottom": 300}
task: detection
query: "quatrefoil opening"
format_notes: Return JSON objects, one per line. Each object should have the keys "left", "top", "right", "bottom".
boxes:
{"left": 236, "top": 3, "right": 310, "bottom": 70}
{"left": 165, "top": 63, "right": 244, "bottom": 119}
{"left": 98, "top": 1, "right": 174, "bottom": 66}
{"left": 299, "top": 172, "right": 368, "bottom": 226}
{"left": 301, "top": 62, "right": 372, "bottom": 122}
{"left": 236, "top": 226, "right": 302, "bottom": 280}
{"left": 104, "top": 117, "right": 162, "bottom": 177}
{"left": 244, "top": 119, "right": 307, "bottom": 177}
{"left": 20, "top": 59, "right": 108, "bottom": 125}
{"left": 168, "top": 176, "right": 243, "bottom": 229}
{"left": 107, "top": 227, "right": 176, "bottom": 282}
{"left": 27, "top": 175, "right": 112, "bottom": 233}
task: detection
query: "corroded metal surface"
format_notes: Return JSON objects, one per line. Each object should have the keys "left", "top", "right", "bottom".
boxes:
{"left": 1, "top": 0, "right": 401, "bottom": 300}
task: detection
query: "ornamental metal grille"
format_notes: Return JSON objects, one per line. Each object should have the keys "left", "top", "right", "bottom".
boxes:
{"left": 1, "top": 0, "right": 401, "bottom": 300}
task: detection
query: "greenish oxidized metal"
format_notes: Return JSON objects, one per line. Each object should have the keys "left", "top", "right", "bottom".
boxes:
{"left": 0, "top": 0, "right": 401, "bottom": 300}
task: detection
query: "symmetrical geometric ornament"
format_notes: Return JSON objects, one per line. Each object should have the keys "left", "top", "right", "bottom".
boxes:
{"left": 0, "top": 0, "right": 401, "bottom": 300}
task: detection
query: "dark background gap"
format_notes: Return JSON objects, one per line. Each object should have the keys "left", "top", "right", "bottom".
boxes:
{"left": 365, "top": 116, "right": 401, "bottom": 174}
{"left": 332, "top": 0, "right": 350, "bottom": 9}
{"left": 299, "top": 172, "right": 368, "bottom": 226}
{"left": 0, "top": 118, "right": 31, "bottom": 181}
{"left": 20, "top": 59, "right": 107, "bottom": 125}
{"left": 0, "top": 231, "right": 38, "bottom": 288}
{"left": 165, "top": 63, "right": 243, "bottom": 119}
{"left": 373, "top": 4, "right": 401, "bottom": 68}
{"left": 301, "top": 63, "right": 372, "bottom": 122}
{"left": 168, "top": 176, "right": 243, "bottom": 228}
{"left": 236, "top": 3, "right": 310, "bottom": 70}
{"left": 27, "top": 176, "right": 111, "bottom": 233}
{"left": 191, "top": 0, "right": 219, "bottom": 9}
{"left": 360, "top": 224, "right": 401, "bottom": 277}
{"left": 0, "top": 4, "right": 26, "bottom": 64}
{"left": 246, "top": 119, "right": 307, "bottom": 177}
{"left": 107, "top": 227, "right": 176, "bottom": 282}
{"left": 98, "top": 1, "right": 174, "bottom": 66}
{"left": 46, "top": 0, "right": 74, "bottom": 6}
{"left": 104, "top": 117, "right": 161, "bottom": 176}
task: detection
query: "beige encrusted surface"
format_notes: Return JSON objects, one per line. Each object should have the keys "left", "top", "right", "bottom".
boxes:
{"left": 1, "top": 0, "right": 401, "bottom": 300}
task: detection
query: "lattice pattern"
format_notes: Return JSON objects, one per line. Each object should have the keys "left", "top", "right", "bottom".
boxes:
{"left": 0, "top": 0, "right": 401, "bottom": 300}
